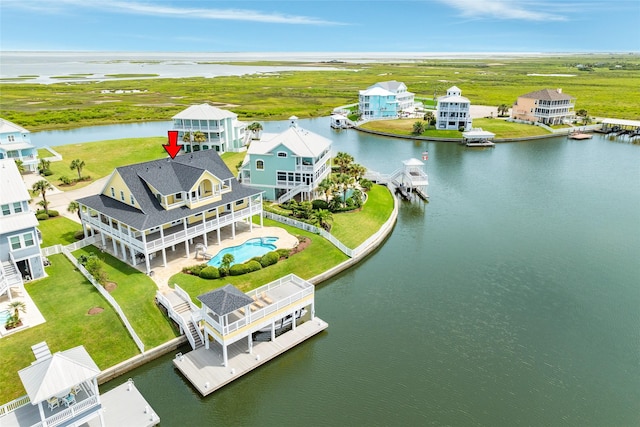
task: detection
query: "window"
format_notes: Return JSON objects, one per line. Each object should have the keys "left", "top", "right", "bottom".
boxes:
{"left": 13, "top": 202, "right": 22, "bottom": 213}
{"left": 7, "top": 135, "right": 15, "bottom": 142}
{"left": 235, "top": 199, "right": 243, "bottom": 206}
{"left": 8, "top": 232, "right": 34, "bottom": 250}
{"left": 130, "top": 195, "right": 135, "bottom": 205}
{"left": 277, "top": 152, "right": 287, "bottom": 158}
{"left": 277, "top": 172, "right": 286, "bottom": 181}
{"left": 120, "top": 190, "right": 125, "bottom": 201}
{"left": 256, "top": 160, "right": 264, "bottom": 170}
{"left": 9, "top": 236, "right": 20, "bottom": 250}
{"left": 175, "top": 193, "right": 182, "bottom": 200}
{"left": 1, "top": 204, "right": 10, "bottom": 216}
{"left": 110, "top": 187, "right": 115, "bottom": 197}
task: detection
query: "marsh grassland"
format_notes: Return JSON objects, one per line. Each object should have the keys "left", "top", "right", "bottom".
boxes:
{"left": 1, "top": 55, "right": 638, "bottom": 130}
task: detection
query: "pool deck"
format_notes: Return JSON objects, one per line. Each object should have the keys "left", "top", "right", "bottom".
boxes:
{"left": 135, "top": 222, "right": 299, "bottom": 292}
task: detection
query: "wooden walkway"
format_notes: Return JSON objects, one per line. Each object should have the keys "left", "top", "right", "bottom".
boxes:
{"left": 173, "top": 317, "right": 328, "bottom": 396}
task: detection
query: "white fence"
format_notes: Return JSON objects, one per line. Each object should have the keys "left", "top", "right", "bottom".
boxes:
{"left": 60, "top": 247, "right": 145, "bottom": 353}
{"left": 42, "top": 145, "right": 63, "bottom": 161}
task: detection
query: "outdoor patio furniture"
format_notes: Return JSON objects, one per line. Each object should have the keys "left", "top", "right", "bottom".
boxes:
{"left": 252, "top": 295, "right": 265, "bottom": 309}
{"left": 62, "top": 393, "right": 76, "bottom": 407}
{"left": 70, "top": 385, "right": 81, "bottom": 395}
{"left": 47, "top": 397, "right": 59, "bottom": 410}
{"left": 261, "top": 292, "right": 273, "bottom": 305}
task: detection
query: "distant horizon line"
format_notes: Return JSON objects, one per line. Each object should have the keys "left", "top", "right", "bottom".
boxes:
{"left": 2, "top": 50, "right": 638, "bottom": 55}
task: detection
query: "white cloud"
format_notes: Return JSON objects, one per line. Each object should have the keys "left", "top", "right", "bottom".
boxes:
{"left": 437, "top": 0, "right": 568, "bottom": 21}
{"left": 3, "top": 0, "right": 346, "bottom": 25}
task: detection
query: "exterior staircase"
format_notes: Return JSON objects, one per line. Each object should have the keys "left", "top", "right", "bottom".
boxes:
{"left": 157, "top": 294, "right": 204, "bottom": 350}
{"left": 0, "top": 261, "right": 23, "bottom": 298}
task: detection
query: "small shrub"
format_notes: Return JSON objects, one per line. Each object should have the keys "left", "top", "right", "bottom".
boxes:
{"left": 199, "top": 266, "right": 220, "bottom": 279}
{"left": 42, "top": 169, "right": 54, "bottom": 176}
{"left": 229, "top": 264, "right": 249, "bottom": 276}
{"left": 276, "top": 248, "right": 291, "bottom": 259}
{"left": 183, "top": 263, "right": 207, "bottom": 276}
{"left": 47, "top": 209, "right": 59, "bottom": 217}
{"left": 260, "top": 251, "right": 279, "bottom": 268}
{"left": 74, "top": 230, "right": 86, "bottom": 240}
{"left": 359, "top": 179, "right": 373, "bottom": 191}
{"left": 312, "top": 199, "right": 329, "bottom": 210}
{"left": 218, "top": 266, "right": 228, "bottom": 277}
{"left": 245, "top": 260, "right": 262, "bottom": 272}
{"left": 36, "top": 213, "right": 49, "bottom": 220}
{"left": 59, "top": 175, "right": 73, "bottom": 185}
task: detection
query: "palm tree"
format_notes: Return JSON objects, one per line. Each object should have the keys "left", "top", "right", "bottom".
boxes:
{"left": 38, "top": 158, "right": 50, "bottom": 174}
{"left": 347, "top": 163, "right": 367, "bottom": 181}
{"left": 68, "top": 201, "right": 81, "bottom": 219}
{"left": 497, "top": 104, "right": 510, "bottom": 117}
{"left": 182, "top": 132, "right": 192, "bottom": 143}
{"left": 412, "top": 121, "right": 425, "bottom": 135}
{"left": 193, "top": 131, "right": 207, "bottom": 143}
{"left": 424, "top": 111, "right": 435, "bottom": 128}
{"left": 221, "top": 253, "right": 235, "bottom": 270}
{"left": 70, "top": 159, "right": 85, "bottom": 181}
{"left": 317, "top": 177, "right": 334, "bottom": 202}
{"left": 311, "top": 209, "right": 333, "bottom": 231}
{"left": 8, "top": 301, "right": 26, "bottom": 325}
{"left": 334, "top": 152, "right": 354, "bottom": 174}
{"left": 14, "top": 159, "right": 25, "bottom": 174}
{"left": 32, "top": 179, "right": 53, "bottom": 215}
{"left": 247, "top": 122, "right": 263, "bottom": 140}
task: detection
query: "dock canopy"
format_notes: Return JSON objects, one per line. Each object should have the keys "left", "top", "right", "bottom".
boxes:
{"left": 198, "top": 284, "right": 253, "bottom": 316}
{"left": 462, "top": 129, "right": 496, "bottom": 140}
{"left": 18, "top": 345, "right": 100, "bottom": 403}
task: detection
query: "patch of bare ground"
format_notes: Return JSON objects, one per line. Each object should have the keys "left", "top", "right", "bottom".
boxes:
{"left": 88, "top": 307, "right": 104, "bottom": 315}
{"left": 288, "top": 237, "right": 310, "bottom": 256}
{"left": 104, "top": 282, "right": 117, "bottom": 293}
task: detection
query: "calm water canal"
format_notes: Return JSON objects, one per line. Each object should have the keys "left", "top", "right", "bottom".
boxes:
{"left": 35, "top": 120, "right": 640, "bottom": 426}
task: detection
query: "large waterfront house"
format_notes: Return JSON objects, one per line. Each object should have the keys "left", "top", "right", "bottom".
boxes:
{"left": 511, "top": 88, "right": 576, "bottom": 125}
{"left": 358, "top": 80, "right": 415, "bottom": 120}
{"left": 75, "top": 149, "right": 264, "bottom": 274}
{"left": 1, "top": 342, "right": 159, "bottom": 427}
{"left": 0, "top": 119, "right": 38, "bottom": 173}
{"left": 0, "top": 159, "right": 44, "bottom": 300}
{"left": 436, "top": 86, "right": 472, "bottom": 131}
{"left": 171, "top": 104, "right": 250, "bottom": 154}
{"left": 238, "top": 117, "right": 332, "bottom": 203}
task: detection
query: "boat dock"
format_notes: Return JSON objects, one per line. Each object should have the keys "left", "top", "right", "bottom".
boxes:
{"left": 173, "top": 317, "right": 328, "bottom": 396}
{"left": 462, "top": 128, "right": 496, "bottom": 147}
{"left": 365, "top": 158, "right": 429, "bottom": 202}
{"left": 568, "top": 132, "right": 593, "bottom": 140}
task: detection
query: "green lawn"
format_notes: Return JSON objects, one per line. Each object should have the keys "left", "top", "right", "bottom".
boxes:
{"left": 0, "top": 254, "right": 139, "bottom": 402}
{"left": 73, "top": 246, "right": 178, "bottom": 348}
{"left": 359, "top": 119, "right": 462, "bottom": 138}
{"left": 37, "top": 216, "right": 82, "bottom": 247}
{"left": 170, "top": 218, "right": 349, "bottom": 299}
{"left": 472, "top": 118, "right": 550, "bottom": 138}
{"left": 331, "top": 185, "right": 394, "bottom": 248}
{"left": 47, "top": 137, "right": 167, "bottom": 190}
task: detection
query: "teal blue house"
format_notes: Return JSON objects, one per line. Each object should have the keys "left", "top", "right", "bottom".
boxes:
{"left": 239, "top": 117, "right": 332, "bottom": 203}
{"left": 358, "top": 81, "right": 415, "bottom": 120}
{"left": 0, "top": 119, "right": 38, "bottom": 173}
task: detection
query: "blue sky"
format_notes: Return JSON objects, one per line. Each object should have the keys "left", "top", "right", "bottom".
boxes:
{"left": 1, "top": 0, "right": 639, "bottom": 52}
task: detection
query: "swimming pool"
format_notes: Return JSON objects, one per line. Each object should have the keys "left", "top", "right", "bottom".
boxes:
{"left": 0, "top": 310, "right": 11, "bottom": 325}
{"left": 207, "top": 237, "right": 278, "bottom": 268}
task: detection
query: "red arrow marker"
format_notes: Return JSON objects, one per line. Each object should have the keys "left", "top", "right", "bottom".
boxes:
{"left": 163, "top": 130, "right": 183, "bottom": 159}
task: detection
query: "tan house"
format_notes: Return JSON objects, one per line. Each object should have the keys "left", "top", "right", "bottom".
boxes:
{"left": 75, "top": 150, "right": 264, "bottom": 274}
{"left": 511, "top": 88, "right": 576, "bottom": 125}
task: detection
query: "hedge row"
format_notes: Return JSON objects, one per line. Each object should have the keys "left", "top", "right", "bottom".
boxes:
{"left": 182, "top": 249, "right": 291, "bottom": 280}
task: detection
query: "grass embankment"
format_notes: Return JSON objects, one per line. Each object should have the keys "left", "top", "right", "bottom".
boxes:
{"left": 73, "top": 246, "right": 178, "bottom": 348}
{"left": 330, "top": 185, "right": 394, "bottom": 248}
{"left": 0, "top": 254, "right": 139, "bottom": 402}
{"left": 41, "top": 139, "right": 242, "bottom": 191}
{"left": 37, "top": 216, "right": 82, "bottom": 246}
{"left": 360, "top": 118, "right": 551, "bottom": 139}
{"left": 2, "top": 54, "right": 638, "bottom": 130}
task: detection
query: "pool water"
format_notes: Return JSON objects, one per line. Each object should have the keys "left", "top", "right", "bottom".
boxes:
{"left": 0, "top": 310, "right": 11, "bottom": 324}
{"left": 207, "top": 237, "right": 278, "bottom": 268}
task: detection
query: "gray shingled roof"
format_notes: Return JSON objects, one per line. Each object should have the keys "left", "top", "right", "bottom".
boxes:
{"left": 372, "top": 80, "right": 404, "bottom": 92}
{"left": 519, "top": 88, "right": 574, "bottom": 101}
{"left": 76, "top": 150, "right": 262, "bottom": 230}
{"left": 198, "top": 284, "right": 253, "bottom": 316}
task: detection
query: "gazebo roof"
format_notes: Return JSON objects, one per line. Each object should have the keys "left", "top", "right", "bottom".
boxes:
{"left": 198, "top": 284, "right": 253, "bottom": 316}
{"left": 18, "top": 346, "right": 100, "bottom": 403}
{"left": 402, "top": 158, "right": 424, "bottom": 167}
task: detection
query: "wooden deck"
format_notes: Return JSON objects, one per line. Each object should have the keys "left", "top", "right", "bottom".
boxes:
{"left": 173, "top": 317, "right": 328, "bottom": 396}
